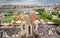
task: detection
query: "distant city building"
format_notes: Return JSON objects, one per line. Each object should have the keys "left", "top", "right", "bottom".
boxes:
{"left": 0, "top": 5, "right": 56, "bottom": 13}
{"left": 57, "top": 6, "right": 60, "bottom": 11}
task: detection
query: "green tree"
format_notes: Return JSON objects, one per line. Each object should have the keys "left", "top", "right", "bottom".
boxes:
{"left": 18, "top": 11, "right": 21, "bottom": 15}
{"left": 7, "top": 10, "right": 13, "bottom": 15}
{"left": 42, "top": 11, "right": 52, "bottom": 20}
{"left": 36, "top": 9, "right": 45, "bottom": 15}
{"left": 47, "top": 14, "right": 52, "bottom": 20}
{"left": 58, "top": 14, "right": 60, "bottom": 18}
{"left": 52, "top": 19, "right": 60, "bottom": 26}
{"left": 51, "top": 10, "right": 59, "bottom": 15}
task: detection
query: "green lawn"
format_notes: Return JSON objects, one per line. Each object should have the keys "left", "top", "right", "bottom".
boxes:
{"left": 36, "top": 15, "right": 49, "bottom": 22}
{"left": 1, "top": 14, "right": 18, "bottom": 22}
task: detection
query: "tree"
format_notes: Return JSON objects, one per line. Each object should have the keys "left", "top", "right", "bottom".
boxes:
{"left": 58, "top": 14, "right": 60, "bottom": 18}
{"left": 47, "top": 14, "right": 52, "bottom": 20}
{"left": 7, "top": 10, "right": 13, "bottom": 15}
{"left": 51, "top": 10, "right": 59, "bottom": 15}
{"left": 36, "top": 9, "right": 45, "bottom": 15}
{"left": 52, "top": 19, "right": 60, "bottom": 26}
{"left": 42, "top": 11, "right": 52, "bottom": 20}
{"left": 18, "top": 11, "right": 21, "bottom": 15}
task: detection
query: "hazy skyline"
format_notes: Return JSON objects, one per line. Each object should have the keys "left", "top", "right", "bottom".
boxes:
{"left": 0, "top": 0, "right": 60, "bottom": 5}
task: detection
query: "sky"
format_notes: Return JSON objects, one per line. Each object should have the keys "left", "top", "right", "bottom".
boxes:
{"left": 0, "top": 0, "right": 60, "bottom": 5}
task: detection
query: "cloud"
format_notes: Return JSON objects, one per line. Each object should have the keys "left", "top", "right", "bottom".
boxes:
{"left": 0, "top": 0, "right": 60, "bottom": 5}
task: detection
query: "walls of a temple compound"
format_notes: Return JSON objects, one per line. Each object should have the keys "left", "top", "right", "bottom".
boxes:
{"left": 20, "top": 21, "right": 33, "bottom": 38}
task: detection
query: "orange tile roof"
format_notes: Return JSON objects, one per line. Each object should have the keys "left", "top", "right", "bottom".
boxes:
{"left": 57, "top": 6, "right": 60, "bottom": 9}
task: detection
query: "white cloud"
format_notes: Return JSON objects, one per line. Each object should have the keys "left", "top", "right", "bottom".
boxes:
{"left": 0, "top": 0, "right": 60, "bottom": 5}
{"left": 24, "top": 0, "right": 37, "bottom": 2}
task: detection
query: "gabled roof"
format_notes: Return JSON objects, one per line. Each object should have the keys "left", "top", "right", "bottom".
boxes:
{"left": 57, "top": 6, "right": 60, "bottom": 9}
